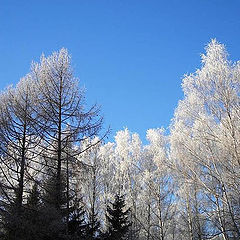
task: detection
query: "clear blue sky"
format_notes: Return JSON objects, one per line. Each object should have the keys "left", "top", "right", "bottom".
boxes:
{"left": 1, "top": 0, "right": 240, "bottom": 142}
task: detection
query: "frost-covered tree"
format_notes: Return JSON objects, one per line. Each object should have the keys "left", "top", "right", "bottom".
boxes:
{"left": 138, "top": 128, "right": 176, "bottom": 240}
{"left": 0, "top": 76, "right": 44, "bottom": 240}
{"left": 31, "top": 48, "right": 103, "bottom": 210}
{"left": 0, "top": 76, "right": 39, "bottom": 205}
{"left": 2, "top": 40, "right": 240, "bottom": 240}
{"left": 0, "top": 48, "right": 104, "bottom": 239}
{"left": 170, "top": 39, "right": 240, "bottom": 239}
{"left": 77, "top": 137, "right": 102, "bottom": 239}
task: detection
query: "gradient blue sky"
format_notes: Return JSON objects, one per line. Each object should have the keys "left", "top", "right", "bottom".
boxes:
{"left": 1, "top": 1, "right": 240, "bottom": 142}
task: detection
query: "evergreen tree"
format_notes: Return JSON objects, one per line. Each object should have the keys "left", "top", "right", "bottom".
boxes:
{"left": 27, "top": 183, "right": 40, "bottom": 210}
{"left": 105, "top": 194, "right": 131, "bottom": 240}
{"left": 67, "top": 198, "right": 88, "bottom": 239}
{"left": 38, "top": 174, "right": 66, "bottom": 240}
{"left": 3, "top": 197, "right": 24, "bottom": 240}
{"left": 22, "top": 183, "right": 42, "bottom": 240}
{"left": 4, "top": 183, "right": 41, "bottom": 240}
{"left": 85, "top": 212, "right": 101, "bottom": 240}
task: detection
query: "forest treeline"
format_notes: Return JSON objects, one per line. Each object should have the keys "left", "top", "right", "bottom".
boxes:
{"left": 0, "top": 40, "right": 240, "bottom": 240}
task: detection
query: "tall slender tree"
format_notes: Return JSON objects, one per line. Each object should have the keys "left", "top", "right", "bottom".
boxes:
{"left": 0, "top": 76, "right": 42, "bottom": 240}
{"left": 31, "top": 48, "right": 102, "bottom": 209}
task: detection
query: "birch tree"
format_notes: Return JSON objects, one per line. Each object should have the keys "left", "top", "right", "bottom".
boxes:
{"left": 170, "top": 39, "right": 240, "bottom": 239}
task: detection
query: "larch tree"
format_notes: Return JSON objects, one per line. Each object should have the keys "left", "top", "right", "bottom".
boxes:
{"left": 0, "top": 76, "right": 42, "bottom": 239}
{"left": 30, "top": 48, "right": 103, "bottom": 214}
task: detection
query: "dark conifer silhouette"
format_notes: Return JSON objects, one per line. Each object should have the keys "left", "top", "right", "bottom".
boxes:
{"left": 105, "top": 194, "right": 131, "bottom": 240}
{"left": 67, "top": 198, "right": 88, "bottom": 239}
{"left": 85, "top": 212, "right": 101, "bottom": 240}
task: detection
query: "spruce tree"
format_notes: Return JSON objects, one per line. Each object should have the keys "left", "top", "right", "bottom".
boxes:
{"left": 38, "top": 174, "right": 66, "bottom": 240}
{"left": 4, "top": 183, "right": 42, "bottom": 240}
{"left": 67, "top": 198, "right": 87, "bottom": 239}
{"left": 27, "top": 183, "right": 40, "bottom": 210}
{"left": 105, "top": 194, "right": 131, "bottom": 240}
{"left": 85, "top": 212, "right": 101, "bottom": 240}
{"left": 23, "top": 183, "right": 42, "bottom": 240}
